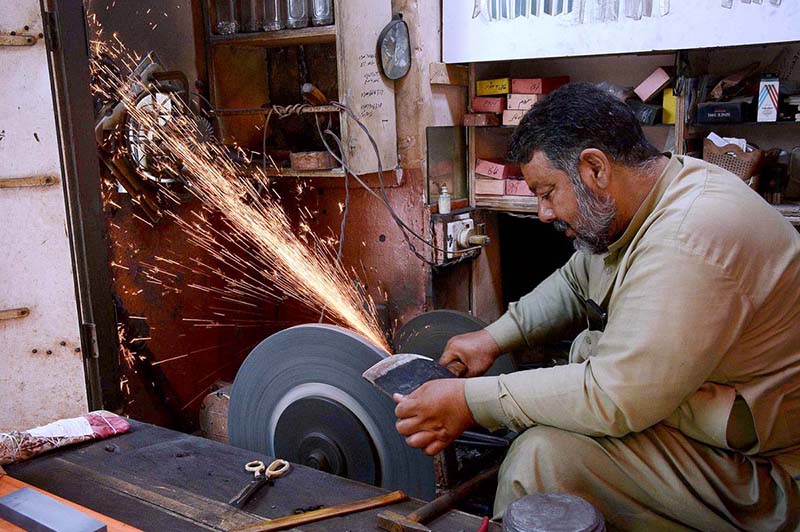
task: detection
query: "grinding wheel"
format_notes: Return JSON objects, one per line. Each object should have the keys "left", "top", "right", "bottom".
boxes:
{"left": 393, "top": 309, "right": 516, "bottom": 376}
{"left": 228, "top": 324, "right": 436, "bottom": 499}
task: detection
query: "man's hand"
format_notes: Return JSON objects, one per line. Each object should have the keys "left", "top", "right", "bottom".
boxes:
{"left": 393, "top": 379, "right": 475, "bottom": 456}
{"left": 439, "top": 330, "right": 502, "bottom": 377}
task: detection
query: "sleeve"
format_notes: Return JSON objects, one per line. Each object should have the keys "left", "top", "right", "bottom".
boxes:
{"left": 484, "top": 252, "right": 589, "bottom": 352}
{"left": 466, "top": 241, "right": 753, "bottom": 436}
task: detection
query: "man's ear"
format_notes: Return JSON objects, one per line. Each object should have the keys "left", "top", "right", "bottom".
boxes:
{"left": 578, "top": 149, "right": 611, "bottom": 190}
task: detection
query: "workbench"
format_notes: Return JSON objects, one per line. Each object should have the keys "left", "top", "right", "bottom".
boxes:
{"left": 3, "top": 420, "right": 499, "bottom": 531}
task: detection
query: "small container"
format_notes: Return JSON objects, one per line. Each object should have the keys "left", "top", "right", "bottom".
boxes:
{"left": 215, "top": 0, "right": 238, "bottom": 34}
{"left": 286, "top": 0, "right": 309, "bottom": 28}
{"left": 311, "top": 0, "right": 334, "bottom": 26}
{"left": 263, "top": 0, "right": 285, "bottom": 30}
{"left": 438, "top": 185, "right": 452, "bottom": 214}
{"left": 239, "top": 0, "right": 265, "bottom": 32}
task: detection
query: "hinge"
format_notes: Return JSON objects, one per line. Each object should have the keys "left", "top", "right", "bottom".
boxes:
{"left": 0, "top": 175, "right": 59, "bottom": 188}
{"left": 42, "top": 11, "right": 59, "bottom": 52}
{"left": 81, "top": 322, "right": 100, "bottom": 360}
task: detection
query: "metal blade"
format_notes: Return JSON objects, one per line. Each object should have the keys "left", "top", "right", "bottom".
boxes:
{"left": 642, "top": 0, "right": 653, "bottom": 16}
{"left": 473, "top": 0, "right": 482, "bottom": 18}
{"left": 659, "top": 0, "right": 670, "bottom": 15}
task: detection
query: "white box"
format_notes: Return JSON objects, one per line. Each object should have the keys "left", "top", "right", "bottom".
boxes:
{"left": 757, "top": 77, "right": 779, "bottom": 123}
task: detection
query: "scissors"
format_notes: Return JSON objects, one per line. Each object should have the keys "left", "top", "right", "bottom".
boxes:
{"left": 228, "top": 458, "right": 290, "bottom": 509}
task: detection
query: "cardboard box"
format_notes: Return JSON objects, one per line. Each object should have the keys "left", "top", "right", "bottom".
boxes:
{"left": 290, "top": 150, "right": 338, "bottom": 170}
{"left": 503, "top": 109, "right": 526, "bottom": 126}
{"left": 476, "top": 78, "right": 510, "bottom": 96}
{"left": 472, "top": 96, "right": 506, "bottom": 113}
{"left": 463, "top": 113, "right": 501, "bottom": 127}
{"left": 511, "top": 76, "right": 570, "bottom": 94}
{"left": 697, "top": 100, "right": 749, "bottom": 124}
{"left": 475, "top": 158, "right": 519, "bottom": 179}
{"left": 757, "top": 77, "right": 779, "bottom": 122}
{"left": 474, "top": 178, "right": 506, "bottom": 195}
{"left": 507, "top": 94, "right": 540, "bottom": 110}
{"left": 634, "top": 67, "right": 673, "bottom": 103}
{"left": 505, "top": 179, "right": 533, "bottom": 196}
{"left": 662, "top": 88, "right": 677, "bottom": 125}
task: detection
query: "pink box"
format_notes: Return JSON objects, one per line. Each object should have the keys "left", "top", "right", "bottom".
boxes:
{"left": 475, "top": 158, "right": 519, "bottom": 179}
{"left": 634, "top": 67, "right": 673, "bottom": 103}
{"left": 507, "top": 94, "right": 540, "bottom": 110}
{"left": 511, "top": 76, "right": 570, "bottom": 95}
{"left": 475, "top": 178, "right": 506, "bottom": 195}
{"left": 505, "top": 179, "right": 533, "bottom": 196}
{"left": 472, "top": 97, "right": 506, "bottom": 113}
{"left": 502, "top": 109, "right": 525, "bottom": 126}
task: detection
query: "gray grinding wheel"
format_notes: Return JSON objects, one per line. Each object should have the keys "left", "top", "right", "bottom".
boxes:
{"left": 228, "top": 324, "right": 435, "bottom": 499}
{"left": 393, "top": 309, "right": 516, "bottom": 376}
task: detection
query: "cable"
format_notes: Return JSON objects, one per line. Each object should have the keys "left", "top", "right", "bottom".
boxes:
{"left": 252, "top": 100, "right": 483, "bottom": 266}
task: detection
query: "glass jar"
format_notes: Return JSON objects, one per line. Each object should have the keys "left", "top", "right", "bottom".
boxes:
{"left": 214, "top": 0, "right": 238, "bottom": 34}
{"left": 263, "top": 0, "right": 285, "bottom": 30}
{"left": 238, "top": 0, "right": 265, "bottom": 32}
{"left": 286, "top": 0, "right": 309, "bottom": 29}
{"left": 311, "top": 0, "right": 334, "bottom": 26}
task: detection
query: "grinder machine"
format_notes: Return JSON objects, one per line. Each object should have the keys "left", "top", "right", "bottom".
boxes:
{"left": 226, "top": 310, "right": 515, "bottom": 500}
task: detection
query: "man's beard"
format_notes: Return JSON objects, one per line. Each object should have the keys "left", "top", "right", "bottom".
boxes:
{"left": 555, "top": 171, "right": 618, "bottom": 254}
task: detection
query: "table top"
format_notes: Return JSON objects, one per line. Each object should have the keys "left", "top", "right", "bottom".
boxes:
{"left": 5, "top": 420, "right": 498, "bottom": 532}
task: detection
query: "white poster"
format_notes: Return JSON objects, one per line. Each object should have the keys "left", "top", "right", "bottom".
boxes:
{"left": 444, "top": 0, "right": 799, "bottom": 63}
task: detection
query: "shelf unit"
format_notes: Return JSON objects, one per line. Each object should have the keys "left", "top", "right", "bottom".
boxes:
{"left": 200, "top": 0, "right": 398, "bottom": 178}
{"left": 465, "top": 45, "right": 800, "bottom": 227}
{"left": 208, "top": 25, "right": 336, "bottom": 48}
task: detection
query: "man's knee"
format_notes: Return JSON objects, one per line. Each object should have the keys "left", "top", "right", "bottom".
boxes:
{"left": 495, "top": 425, "right": 603, "bottom": 515}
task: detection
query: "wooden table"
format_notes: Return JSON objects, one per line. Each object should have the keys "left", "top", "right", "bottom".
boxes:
{"left": 4, "top": 421, "right": 498, "bottom": 531}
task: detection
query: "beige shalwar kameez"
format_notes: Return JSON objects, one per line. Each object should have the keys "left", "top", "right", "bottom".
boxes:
{"left": 464, "top": 156, "right": 800, "bottom": 531}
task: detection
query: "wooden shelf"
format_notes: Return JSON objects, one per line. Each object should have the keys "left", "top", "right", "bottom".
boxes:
{"left": 690, "top": 121, "right": 800, "bottom": 130}
{"left": 774, "top": 202, "right": 800, "bottom": 226}
{"left": 264, "top": 167, "right": 345, "bottom": 178}
{"left": 210, "top": 25, "right": 336, "bottom": 48}
{"left": 475, "top": 195, "right": 538, "bottom": 214}
{"left": 213, "top": 105, "right": 339, "bottom": 117}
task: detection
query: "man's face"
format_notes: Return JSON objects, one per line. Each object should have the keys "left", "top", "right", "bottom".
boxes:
{"left": 521, "top": 151, "right": 618, "bottom": 254}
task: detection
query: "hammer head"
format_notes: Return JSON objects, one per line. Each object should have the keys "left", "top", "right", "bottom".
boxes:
{"left": 376, "top": 510, "right": 432, "bottom": 532}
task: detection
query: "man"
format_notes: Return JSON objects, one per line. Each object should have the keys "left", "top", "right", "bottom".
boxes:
{"left": 393, "top": 83, "right": 800, "bottom": 530}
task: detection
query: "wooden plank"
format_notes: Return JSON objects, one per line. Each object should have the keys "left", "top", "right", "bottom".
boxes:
{"left": 43, "top": 457, "right": 265, "bottom": 531}
{"left": 335, "top": 0, "right": 398, "bottom": 175}
{"left": 0, "top": 476, "right": 143, "bottom": 532}
{"left": 214, "top": 105, "right": 338, "bottom": 117}
{"left": 429, "top": 63, "right": 469, "bottom": 86}
{"left": 0, "top": 175, "right": 58, "bottom": 188}
{"left": 232, "top": 491, "right": 407, "bottom": 532}
{"left": 210, "top": 26, "right": 336, "bottom": 48}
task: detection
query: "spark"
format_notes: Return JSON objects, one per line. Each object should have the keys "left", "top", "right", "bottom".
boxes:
{"left": 90, "top": 36, "right": 390, "bottom": 352}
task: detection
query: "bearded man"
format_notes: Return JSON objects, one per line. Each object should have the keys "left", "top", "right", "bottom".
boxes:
{"left": 393, "top": 83, "right": 800, "bottom": 531}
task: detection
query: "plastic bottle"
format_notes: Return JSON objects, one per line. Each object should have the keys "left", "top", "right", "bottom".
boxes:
{"left": 438, "top": 185, "right": 452, "bottom": 214}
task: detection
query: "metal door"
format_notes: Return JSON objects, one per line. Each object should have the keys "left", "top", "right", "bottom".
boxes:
{"left": 0, "top": 0, "right": 86, "bottom": 431}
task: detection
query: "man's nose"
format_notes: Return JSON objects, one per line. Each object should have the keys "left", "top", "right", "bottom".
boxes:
{"left": 538, "top": 205, "right": 556, "bottom": 223}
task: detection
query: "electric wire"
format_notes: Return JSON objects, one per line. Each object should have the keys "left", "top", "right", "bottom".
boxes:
{"left": 254, "top": 101, "right": 483, "bottom": 267}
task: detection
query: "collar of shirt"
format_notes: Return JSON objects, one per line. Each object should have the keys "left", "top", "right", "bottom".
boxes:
{"left": 605, "top": 154, "right": 685, "bottom": 263}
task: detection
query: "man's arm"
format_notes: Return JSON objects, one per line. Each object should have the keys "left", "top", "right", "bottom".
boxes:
{"left": 465, "top": 242, "right": 751, "bottom": 436}
{"left": 440, "top": 252, "right": 589, "bottom": 377}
